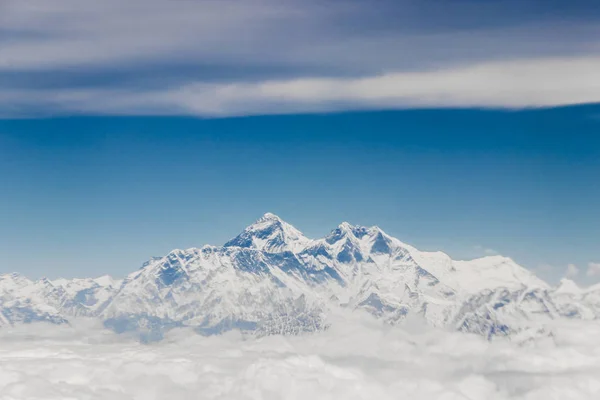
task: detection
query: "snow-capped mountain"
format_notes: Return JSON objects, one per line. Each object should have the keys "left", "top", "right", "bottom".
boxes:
{"left": 0, "top": 213, "right": 597, "bottom": 339}
{"left": 224, "top": 212, "right": 312, "bottom": 253}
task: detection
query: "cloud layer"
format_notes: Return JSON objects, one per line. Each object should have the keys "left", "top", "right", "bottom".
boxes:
{"left": 4, "top": 56, "right": 600, "bottom": 118}
{"left": 1, "top": 317, "right": 600, "bottom": 399}
{"left": 2, "top": 0, "right": 600, "bottom": 116}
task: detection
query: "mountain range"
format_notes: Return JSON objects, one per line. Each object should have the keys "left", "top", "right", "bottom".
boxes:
{"left": 1, "top": 213, "right": 598, "bottom": 341}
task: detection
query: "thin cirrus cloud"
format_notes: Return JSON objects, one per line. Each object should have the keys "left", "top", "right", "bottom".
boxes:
{"left": 473, "top": 245, "right": 498, "bottom": 256}
{"left": 588, "top": 262, "right": 600, "bottom": 277}
{"left": 4, "top": 56, "right": 600, "bottom": 117}
{"left": 566, "top": 263, "right": 580, "bottom": 279}
{"left": 2, "top": 0, "right": 600, "bottom": 117}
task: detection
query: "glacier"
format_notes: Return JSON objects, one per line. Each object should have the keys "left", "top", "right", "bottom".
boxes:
{"left": 1, "top": 213, "right": 598, "bottom": 340}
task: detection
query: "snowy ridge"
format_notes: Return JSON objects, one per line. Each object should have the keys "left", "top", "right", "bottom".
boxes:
{"left": 1, "top": 213, "right": 597, "bottom": 340}
{"left": 224, "top": 212, "right": 312, "bottom": 253}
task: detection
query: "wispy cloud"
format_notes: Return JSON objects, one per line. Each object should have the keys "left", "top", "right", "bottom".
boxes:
{"left": 473, "top": 245, "right": 498, "bottom": 256}
{"left": 4, "top": 56, "right": 600, "bottom": 117}
{"left": 2, "top": 0, "right": 600, "bottom": 117}
{"left": 566, "top": 263, "right": 580, "bottom": 278}
{"left": 587, "top": 262, "right": 600, "bottom": 277}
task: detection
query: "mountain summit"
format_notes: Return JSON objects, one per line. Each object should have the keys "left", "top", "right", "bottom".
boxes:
{"left": 1, "top": 213, "right": 597, "bottom": 340}
{"left": 224, "top": 212, "right": 311, "bottom": 253}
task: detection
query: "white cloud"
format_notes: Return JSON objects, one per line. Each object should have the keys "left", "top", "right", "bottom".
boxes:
{"left": 566, "top": 264, "right": 580, "bottom": 278}
{"left": 4, "top": 56, "right": 600, "bottom": 118}
{"left": 2, "top": 0, "right": 600, "bottom": 117}
{"left": 2, "top": 0, "right": 598, "bottom": 73}
{"left": 0, "top": 0, "right": 308, "bottom": 70}
{"left": 587, "top": 262, "right": 600, "bottom": 277}
{"left": 473, "top": 245, "right": 498, "bottom": 256}
{"left": 1, "top": 317, "right": 600, "bottom": 399}
{"left": 172, "top": 56, "right": 600, "bottom": 111}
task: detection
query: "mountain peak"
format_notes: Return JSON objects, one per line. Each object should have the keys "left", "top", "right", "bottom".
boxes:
{"left": 338, "top": 221, "right": 353, "bottom": 230}
{"left": 224, "top": 213, "right": 310, "bottom": 253}
{"left": 556, "top": 278, "right": 582, "bottom": 294}
{"left": 259, "top": 212, "right": 281, "bottom": 221}
{"left": 327, "top": 222, "right": 381, "bottom": 243}
{"left": 5, "top": 213, "right": 588, "bottom": 340}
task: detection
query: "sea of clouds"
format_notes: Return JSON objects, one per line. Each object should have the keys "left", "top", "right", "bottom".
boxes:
{"left": 1, "top": 314, "right": 600, "bottom": 400}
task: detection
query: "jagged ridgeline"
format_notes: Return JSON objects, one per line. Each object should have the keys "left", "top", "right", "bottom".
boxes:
{"left": 1, "top": 213, "right": 599, "bottom": 341}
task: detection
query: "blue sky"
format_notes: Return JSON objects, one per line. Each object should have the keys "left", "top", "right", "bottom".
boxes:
{"left": 1, "top": 108, "right": 599, "bottom": 283}
{"left": 0, "top": 0, "right": 599, "bottom": 283}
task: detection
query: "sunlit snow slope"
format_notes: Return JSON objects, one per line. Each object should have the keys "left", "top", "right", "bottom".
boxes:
{"left": 1, "top": 213, "right": 598, "bottom": 339}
